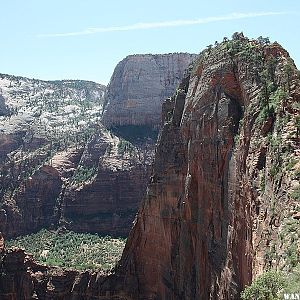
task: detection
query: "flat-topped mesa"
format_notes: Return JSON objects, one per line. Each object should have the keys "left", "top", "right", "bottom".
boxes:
{"left": 102, "top": 53, "right": 197, "bottom": 129}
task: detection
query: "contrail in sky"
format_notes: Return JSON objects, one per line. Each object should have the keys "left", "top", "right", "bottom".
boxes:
{"left": 37, "top": 12, "right": 288, "bottom": 38}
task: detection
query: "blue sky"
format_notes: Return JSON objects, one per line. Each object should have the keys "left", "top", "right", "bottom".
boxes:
{"left": 1, "top": 0, "right": 299, "bottom": 85}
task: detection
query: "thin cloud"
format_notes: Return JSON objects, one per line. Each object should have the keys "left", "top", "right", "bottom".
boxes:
{"left": 37, "top": 12, "right": 288, "bottom": 38}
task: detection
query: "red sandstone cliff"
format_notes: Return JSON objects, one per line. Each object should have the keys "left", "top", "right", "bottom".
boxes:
{"left": 114, "top": 36, "right": 300, "bottom": 300}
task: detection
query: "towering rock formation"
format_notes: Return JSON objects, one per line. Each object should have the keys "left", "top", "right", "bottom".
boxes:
{"left": 61, "top": 53, "right": 197, "bottom": 236}
{"left": 60, "top": 129, "right": 153, "bottom": 236}
{"left": 1, "top": 36, "right": 299, "bottom": 299}
{"left": 102, "top": 53, "right": 197, "bottom": 129}
{"left": 114, "top": 36, "right": 300, "bottom": 299}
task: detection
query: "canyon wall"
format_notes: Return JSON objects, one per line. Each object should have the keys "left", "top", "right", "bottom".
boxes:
{"left": 60, "top": 129, "right": 152, "bottom": 236}
{"left": 0, "top": 53, "right": 195, "bottom": 238}
{"left": 0, "top": 76, "right": 106, "bottom": 238}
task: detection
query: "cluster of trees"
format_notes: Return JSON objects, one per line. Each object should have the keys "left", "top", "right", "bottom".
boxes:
{"left": 241, "top": 268, "right": 300, "bottom": 299}
{"left": 6, "top": 229, "right": 126, "bottom": 271}
{"left": 71, "top": 165, "right": 98, "bottom": 185}
{"left": 117, "top": 139, "right": 136, "bottom": 155}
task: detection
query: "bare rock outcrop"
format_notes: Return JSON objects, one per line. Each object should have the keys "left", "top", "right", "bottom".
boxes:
{"left": 102, "top": 53, "right": 197, "bottom": 128}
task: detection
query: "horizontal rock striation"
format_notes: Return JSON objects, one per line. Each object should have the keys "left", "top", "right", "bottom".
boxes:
{"left": 61, "top": 132, "right": 153, "bottom": 236}
{"left": 1, "top": 165, "right": 62, "bottom": 237}
{"left": 0, "top": 75, "right": 106, "bottom": 238}
{"left": 1, "top": 52, "right": 194, "bottom": 238}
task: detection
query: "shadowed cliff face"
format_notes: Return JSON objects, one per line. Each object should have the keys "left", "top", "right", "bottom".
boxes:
{"left": 60, "top": 132, "right": 153, "bottom": 236}
{"left": 1, "top": 38, "right": 299, "bottom": 299}
{"left": 2, "top": 166, "right": 62, "bottom": 237}
{"left": 61, "top": 53, "right": 197, "bottom": 236}
{"left": 0, "top": 94, "right": 9, "bottom": 116}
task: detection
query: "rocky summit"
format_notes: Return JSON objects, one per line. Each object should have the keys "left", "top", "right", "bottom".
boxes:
{"left": 0, "top": 35, "right": 300, "bottom": 299}
{"left": 114, "top": 37, "right": 300, "bottom": 299}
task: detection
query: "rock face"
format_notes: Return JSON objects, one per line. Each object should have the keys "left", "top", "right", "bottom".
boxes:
{"left": 0, "top": 75, "right": 106, "bottom": 137}
{"left": 1, "top": 166, "right": 62, "bottom": 237}
{"left": 0, "top": 248, "right": 113, "bottom": 300}
{"left": 59, "top": 53, "right": 197, "bottom": 236}
{"left": 0, "top": 124, "right": 153, "bottom": 238}
{"left": 102, "top": 53, "right": 197, "bottom": 128}
{"left": 0, "top": 75, "right": 106, "bottom": 238}
{"left": 60, "top": 130, "right": 153, "bottom": 236}
{"left": 113, "top": 37, "right": 300, "bottom": 299}
{"left": 1, "top": 37, "right": 299, "bottom": 299}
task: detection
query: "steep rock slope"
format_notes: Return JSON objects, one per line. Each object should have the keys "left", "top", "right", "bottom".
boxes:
{"left": 0, "top": 73, "right": 152, "bottom": 238}
{"left": 114, "top": 36, "right": 300, "bottom": 299}
{"left": 102, "top": 53, "right": 197, "bottom": 128}
{"left": 60, "top": 128, "right": 153, "bottom": 236}
{"left": 55, "top": 52, "right": 195, "bottom": 236}
{"left": 0, "top": 75, "right": 105, "bottom": 137}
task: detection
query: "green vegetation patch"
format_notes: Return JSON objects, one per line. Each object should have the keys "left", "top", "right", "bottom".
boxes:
{"left": 290, "top": 185, "right": 300, "bottom": 201}
{"left": 117, "top": 139, "right": 135, "bottom": 155}
{"left": 71, "top": 165, "right": 97, "bottom": 185}
{"left": 241, "top": 268, "right": 300, "bottom": 300}
{"left": 6, "top": 229, "right": 126, "bottom": 271}
{"left": 241, "top": 270, "right": 286, "bottom": 300}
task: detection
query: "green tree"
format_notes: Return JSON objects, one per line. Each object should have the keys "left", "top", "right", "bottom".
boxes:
{"left": 241, "top": 270, "right": 286, "bottom": 300}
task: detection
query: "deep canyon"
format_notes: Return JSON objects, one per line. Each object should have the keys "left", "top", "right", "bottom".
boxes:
{"left": 0, "top": 35, "right": 299, "bottom": 299}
